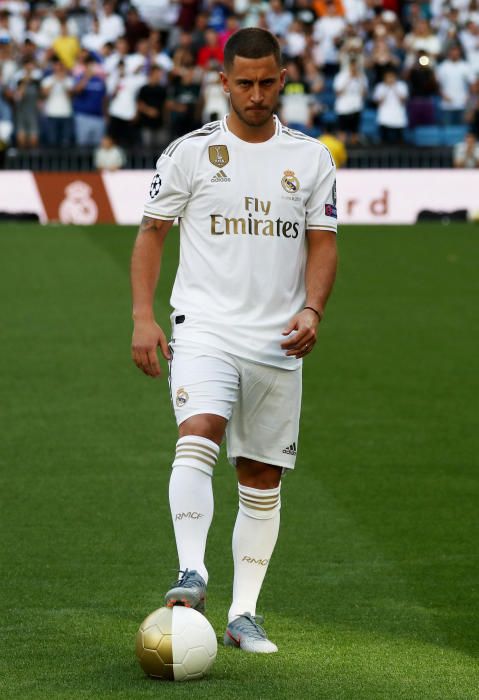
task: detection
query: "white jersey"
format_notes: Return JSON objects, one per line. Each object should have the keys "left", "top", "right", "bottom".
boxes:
{"left": 144, "top": 115, "right": 337, "bottom": 370}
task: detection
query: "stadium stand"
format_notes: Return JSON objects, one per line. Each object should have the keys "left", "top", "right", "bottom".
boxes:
{"left": 0, "top": 0, "right": 478, "bottom": 169}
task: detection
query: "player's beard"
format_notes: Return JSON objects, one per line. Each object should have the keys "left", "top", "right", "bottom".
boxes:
{"left": 229, "top": 94, "right": 276, "bottom": 129}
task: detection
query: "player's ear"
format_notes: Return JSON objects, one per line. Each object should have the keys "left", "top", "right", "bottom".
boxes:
{"left": 219, "top": 71, "right": 229, "bottom": 94}
{"left": 279, "top": 68, "right": 287, "bottom": 90}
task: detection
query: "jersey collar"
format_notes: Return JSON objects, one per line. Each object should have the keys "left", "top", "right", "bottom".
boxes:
{"left": 221, "top": 114, "right": 282, "bottom": 144}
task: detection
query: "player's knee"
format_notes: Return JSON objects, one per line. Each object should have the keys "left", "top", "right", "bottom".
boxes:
{"left": 172, "top": 435, "right": 220, "bottom": 477}
{"left": 236, "top": 458, "right": 282, "bottom": 489}
{"left": 237, "top": 481, "right": 281, "bottom": 520}
{"left": 178, "top": 414, "right": 226, "bottom": 445}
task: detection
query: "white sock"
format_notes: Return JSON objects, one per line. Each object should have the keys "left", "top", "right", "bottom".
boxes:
{"left": 168, "top": 436, "right": 219, "bottom": 584}
{"left": 228, "top": 483, "right": 281, "bottom": 622}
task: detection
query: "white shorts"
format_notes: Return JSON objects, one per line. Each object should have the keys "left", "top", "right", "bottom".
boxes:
{"left": 168, "top": 340, "right": 302, "bottom": 470}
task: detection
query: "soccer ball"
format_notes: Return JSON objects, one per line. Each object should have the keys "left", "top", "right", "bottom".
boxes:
{"left": 136, "top": 606, "right": 217, "bottom": 681}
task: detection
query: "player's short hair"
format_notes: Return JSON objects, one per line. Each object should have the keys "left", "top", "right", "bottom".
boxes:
{"left": 223, "top": 28, "right": 281, "bottom": 71}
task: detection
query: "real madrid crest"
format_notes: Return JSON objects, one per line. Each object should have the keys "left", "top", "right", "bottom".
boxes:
{"left": 176, "top": 387, "right": 189, "bottom": 408}
{"left": 209, "top": 145, "right": 229, "bottom": 168}
{"left": 281, "top": 170, "right": 300, "bottom": 194}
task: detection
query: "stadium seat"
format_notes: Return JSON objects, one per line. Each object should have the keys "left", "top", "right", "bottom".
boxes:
{"left": 411, "top": 126, "right": 442, "bottom": 146}
{"left": 320, "top": 90, "right": 336, "bottom": 110}
{"left": 321, "top": 110, "right": 337, "bottom": 126}
{"left": 360, "top": 109, "right": 379, "bottom": 144}
{"left": 441, "top": 125, "right": 469, "bottom": 146}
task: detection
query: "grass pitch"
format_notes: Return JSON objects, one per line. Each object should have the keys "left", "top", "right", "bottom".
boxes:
{"left": 1, "top": 222, "right": 478, "bottom": 699}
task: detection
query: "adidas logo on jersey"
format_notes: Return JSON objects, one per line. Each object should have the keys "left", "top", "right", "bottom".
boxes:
{"left": 282, "top": 442, "right": 297, "bottom": 456}
{"left": 211, "top": 170, "right": 231, "bottom": 183}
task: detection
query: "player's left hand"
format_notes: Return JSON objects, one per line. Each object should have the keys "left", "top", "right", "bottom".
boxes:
{"left": 281, "top": 308, "right": 320, "bottom": 359}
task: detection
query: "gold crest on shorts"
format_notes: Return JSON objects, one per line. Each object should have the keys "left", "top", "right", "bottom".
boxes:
{"left": 176, "top": 387, "right": 189, "bottom": 407}
{"left": 209, "top": 145, "right": 229, "bottom": 168}
{"left": 281, "top": 169, "right": 300, "bottom": 193}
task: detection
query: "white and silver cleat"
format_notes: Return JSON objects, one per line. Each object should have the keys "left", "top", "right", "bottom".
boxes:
{"left": 224, "top": 612, "right": 278, "bottom": 653}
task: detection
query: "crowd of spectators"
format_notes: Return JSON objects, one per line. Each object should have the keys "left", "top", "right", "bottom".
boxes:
{"left": 0, "top": 0, "right": 478, "bottom": 163}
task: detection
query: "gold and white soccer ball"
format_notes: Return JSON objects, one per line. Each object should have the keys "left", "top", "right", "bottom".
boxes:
{"left": 136, "top": 606, "right": 217, "bottom": 681}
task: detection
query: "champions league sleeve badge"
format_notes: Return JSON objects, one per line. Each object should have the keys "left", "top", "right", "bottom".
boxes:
{"left": 149, "top": 173, "right": 162, "bottom": 199}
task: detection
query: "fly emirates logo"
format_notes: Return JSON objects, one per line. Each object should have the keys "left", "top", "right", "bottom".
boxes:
{"left": 210, "top": 197, "right": 300, "bottom": 239}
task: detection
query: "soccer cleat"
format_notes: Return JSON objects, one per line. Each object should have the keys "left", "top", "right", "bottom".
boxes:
{"left": 224, "top": 612, "right": 278, "bottom": 653}
{"left": 164, "top": 569, "right": 206, "bottom": 613}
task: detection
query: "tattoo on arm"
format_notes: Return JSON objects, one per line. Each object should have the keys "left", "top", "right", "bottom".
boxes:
{"left": 139, "top": 215, "right": 165, "bottom": 234}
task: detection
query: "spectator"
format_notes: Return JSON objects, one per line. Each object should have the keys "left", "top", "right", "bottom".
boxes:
{"left": 137, "top": 65, "right": 168, "bottom": 147}
{"left": 460, "top": 20, "right": 479, "bottom": 75}
{"left": 0, "top": 10, "right": 12, "bottom": 44}
{"left": 373, "top": 68, "right": 408, "bottom": 144}
{"left": 283, "top": 19, "right": 307, "bottom": 58}
{"left": 52, "top": 18, "right": 80, "bottom": 70}
{"left": 99, "top": 1, "right": 125, "bottom": 45}
{"left": 104, "top": 36, "right": 130, "bottom": 76}
{"left": 124, "top": 7, "right": 150, "bottom": 53}
{"left": 281, "top": 60, "right": 319, "bottom": 135}
{"left": 0, "top": 37, "right": 18, "bottom": 85}
{"left": 72, "top": 55, "right": 107, "bottom": 146}
{"left": 465, "top": 77, "right": 479, "bottom": 135}
{"left": 66, "top": 0, "right": 92, "bottom": 39}
{"left": 10, "top": 58, "right": 42, "bottom": 148}
{"left": 94, "top": 134, "right": 125, "bottom": 171}
{"left": 82, "top": 17, "right": 106, "bottom": 56}
{"left": 200, "top": 62, "right": 229, "bottom": 123}
{"left": 312, "top": 0, "right": 345, "bottom": 18}
{"left": 466, "top": 0, "right": 479, "bottom": 24}
{"left": 0, "top": 88, "right": 13, "bottom": 162}
{"left": 149, "top": 31, "right": 174, "bottom": 73}
{"left": 197, "top": 29, "right": 223, "bottom": 69}
{"left": 39, "top": 9, "right": 62, "bottom": 48}
{"left": 126, "top": 37, "right": 153, "bottom": 75}
{"left": 41, "top": 57, "right": 74, "bottom": 146}
{"left": 219, "top": 15, "right": 241, "bottom": 50}
{"left": 177, "top": 0, "right": 202, "bottom": 32}
{"left": 453, "top": 131, "right": 479, "bottom": 166}
{"left": 167, "top": 48, "right": 201, "bottom": 138}
{"left": 266, "top": 0, "right": 293, "bottom": 37}
{"left": 406, "top": 51, "right": 439, "bottom": 126}
{"left": 404, "top": 19, "right": 441, "bottom": 64}
{"left": 313, "top": 1, "right": 347, "bottom": 76}
{"left": 437, "top": 44, "right": 475, "bottom": 125}
{"left": 365, "top": 35, "right": 400, "bottom": 86}
{"left": 319, "top": 128, "right": 348, "bottom": 167}
{"left": 191, "top": 13, "right": 209, "bottom": 55}
{"left": 207, "top": 1, "right": 233, "bottom": 33}
{"left": 333, "top": 56, "right": 368, "bottom": 143}
{"left": 341, "top": 0, "right": 367, "bottom": 24}
{"left": 107, "top": 60, "right": 146, "bottom": 146}
{"left": 25, "top": 14, "right": 52, "bottom": 52}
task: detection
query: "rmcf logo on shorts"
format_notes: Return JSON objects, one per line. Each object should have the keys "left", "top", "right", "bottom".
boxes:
{"left": 176, "top": 387, "right": 189, "bottom": 407}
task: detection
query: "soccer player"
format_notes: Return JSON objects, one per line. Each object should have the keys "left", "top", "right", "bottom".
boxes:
{"left": 130, "top": 28, "right": 338, "bottom": 653}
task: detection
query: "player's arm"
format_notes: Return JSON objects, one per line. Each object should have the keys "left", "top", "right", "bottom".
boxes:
{"left": 281, "top": 230, "right": 338, "bottom": 359}
{"left": 131, "top": 215, "right": 174, "bottom": 377}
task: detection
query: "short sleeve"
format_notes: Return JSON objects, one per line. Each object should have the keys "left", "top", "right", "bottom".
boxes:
{"left": 305, "top": 147, "right": 337, "bottom": 233}
{"left": 143, "top": 152, "right": 191, "bottom": 220}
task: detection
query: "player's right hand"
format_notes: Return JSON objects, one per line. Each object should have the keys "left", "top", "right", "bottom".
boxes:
{"left": 131, "top": 320, "right": 171, "bottom": 378}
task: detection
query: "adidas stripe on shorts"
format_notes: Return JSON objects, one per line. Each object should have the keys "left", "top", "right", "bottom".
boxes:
{"left": 168, "top": 340, "right": 302, "bottom": 471}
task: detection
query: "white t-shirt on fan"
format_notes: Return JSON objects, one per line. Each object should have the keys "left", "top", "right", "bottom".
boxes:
{"left": 143, "top": 116, "right": 337, "bottom": 370}
{"left": 373, "top": 80, "right": 409, "bottom": 127}
{"left": 334, "top": 70, "right": 368, "bottom": 114}
{"left": 41, "top": 75, "right": 74, "bottom": 117}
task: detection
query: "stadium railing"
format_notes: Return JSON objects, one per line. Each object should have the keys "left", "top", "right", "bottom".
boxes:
{"left": 3, "top": 145, "right": 453, "bottom": 170}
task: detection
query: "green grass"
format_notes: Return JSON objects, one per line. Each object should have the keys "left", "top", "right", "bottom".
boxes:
{"left": 1, "top": 223, "right": 478, "bottom": 699}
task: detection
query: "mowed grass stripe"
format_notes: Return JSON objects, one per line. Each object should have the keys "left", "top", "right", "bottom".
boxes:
{"left": 0, "top": 223, "right": 478, "bottom": 699}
